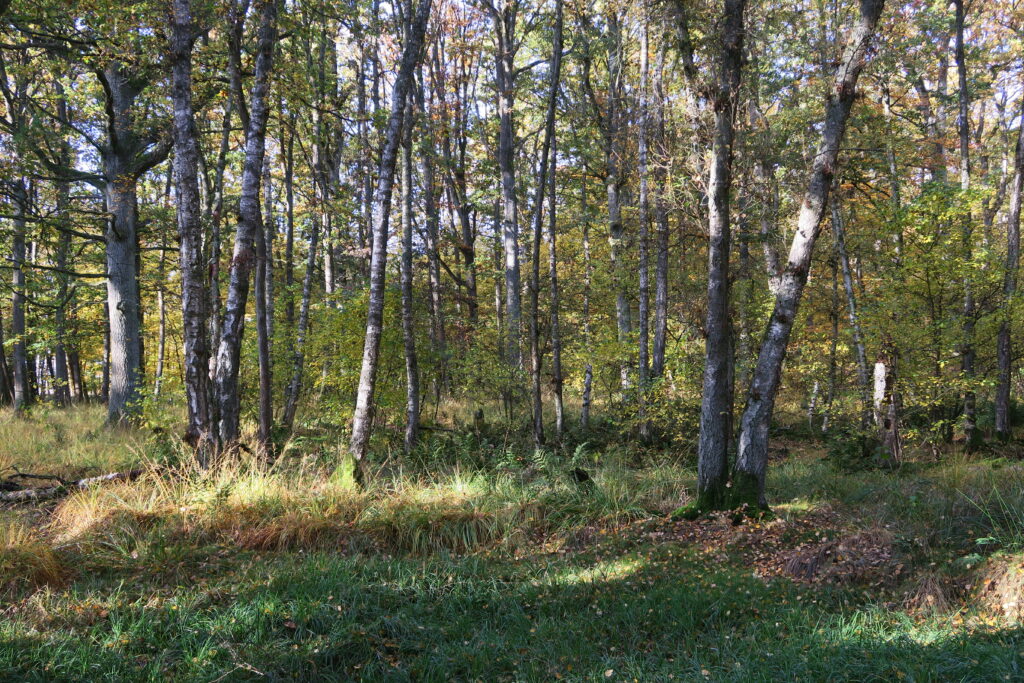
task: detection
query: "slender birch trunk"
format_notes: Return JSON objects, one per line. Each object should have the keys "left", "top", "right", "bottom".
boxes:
{"left": 400, "top": 96, "right": 419, "bottom": 455}
{"left": 348, "top": 0, "right": 432, "bottom": 482}
{"left": 831, "top": 187, "right": 871, "bottom": 426}
{"left": 637, "top": 7, "right": 651, "bottom": 441}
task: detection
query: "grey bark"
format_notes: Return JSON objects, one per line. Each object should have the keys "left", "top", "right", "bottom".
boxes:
{"left": 348, "top": 0, "right": 432, "bottom": 482}
{"left": 637, "top": 8, "right": 651, "bottom": 441}
{"left": 493, "top": 1, "right": 523, "bottom": 370}
{"left": 734, "top": 0, "right": 886, "bottom": 508}
{"left": 10, "top": 178, "right": 28, "bottom": 413}
{"left": 831, "top": 187, "right": 871, "bottom": 426}
{"left": 580, "top": 179, "right": 593, "bottom": 428}
{"left": 400, "top": 97, "right": 420, "bottom": 455}
{"left": 954, "top": 0, "right": 979, "bottom": 451}
{"left": 996, "top": 92, "right": 1024, "bottom": 439}
{"left": 695, "top": 0, "right": 747, "bottom": 510}
{"left": 214, "top": 0, "right": 280, "bottom": 448}
{"left": 170, "top": 0, "right": 214, "bottom": 457}
{"left": 527, "top": 0, "right": 562, "bottom": 447}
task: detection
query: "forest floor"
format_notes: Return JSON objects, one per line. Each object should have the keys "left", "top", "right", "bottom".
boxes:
{"left": 1, "top": 406, "right": 1024, "bottom": 681}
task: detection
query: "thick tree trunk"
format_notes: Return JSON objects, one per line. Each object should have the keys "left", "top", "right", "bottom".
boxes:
{"left": 348, "top": 0, "right": 432, "bottom": 482}
{"left": 96, "top": 59, "right": 171, "bottom": 425}
{"left": 104, "top": 164, "right": 144, "bottom": 425}
{"left": 214, "top": 0, "right": 280, "bottom": 448}
{"left": 996, "top": 96, "right": 1024, "bottom": 440}
{"left": 733, "top": 0, "right": 886, "bottom": 509}
{"left": 694, "top": 0, "right": 747, "bottom": 512}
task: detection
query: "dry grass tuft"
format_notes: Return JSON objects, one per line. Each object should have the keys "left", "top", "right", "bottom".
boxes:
{"left": 0, "top": 519, "right": 67, "bottom": 590}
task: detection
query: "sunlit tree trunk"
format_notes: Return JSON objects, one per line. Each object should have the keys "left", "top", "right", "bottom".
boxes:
{"left": 348, "top": 0, "right": 432, "bottom": 483}
{"left": 400, "top": 96, "right": 420, "bottom": 455}
{"left": 996, "top": 95, "right": 1024, "bottom": 440}
{"left": 215, "top": 0, "right": 280, "bottom": 448}
{"left": 734, "top": 0, "right": 886, "bottom": 509}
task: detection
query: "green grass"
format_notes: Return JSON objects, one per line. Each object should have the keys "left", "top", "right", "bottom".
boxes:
{"left": 2, "top": 540, "right": 1021, "bottom": 681}
{"left": 2, "top": 409, "right": 1024, "bottom": 680}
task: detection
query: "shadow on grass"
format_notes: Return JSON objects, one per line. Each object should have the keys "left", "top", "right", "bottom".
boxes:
{"left": 1, "top": 540, "right": 1022, "bottom": 682}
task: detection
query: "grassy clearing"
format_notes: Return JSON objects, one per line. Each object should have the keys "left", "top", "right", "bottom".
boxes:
{"left": 1, "top": 409, "right": 1024, "bottom": 680}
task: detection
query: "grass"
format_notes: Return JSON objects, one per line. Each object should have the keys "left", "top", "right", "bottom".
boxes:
{"left": 1, "top": 407, "right": 1024, "bottom": 680}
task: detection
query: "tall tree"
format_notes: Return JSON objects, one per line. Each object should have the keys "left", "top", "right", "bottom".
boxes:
{"left": 170, "top": 0, "right": 213, "bottom": 458}
{"left": 348, "top": 0, "right": 433, "bottom": 482}
{"left": 214, "top": 0, "right": 281, "bottom": 448}
{"left": 733, "top": 0, "right": 887, "bottom": 509}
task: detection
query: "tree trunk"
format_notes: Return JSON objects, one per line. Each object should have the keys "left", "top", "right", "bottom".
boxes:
{"left": 831, "top": 186, "right": 871, "bottom": 426}
{"left": 581, "top": 179, "right": 594, "bottom": 429}
{"left": 348, "top": 0, "right": 432, "bottom": 482}
{"left": 10, "top": 178, "right": 29, "bottom": 414}
{"left": 494, "top": 2, "right": 522, "bottom": 371}
{"left": 954, "top": 0, "right": 980, "bottom": 452}
{"left": 281, "top": 215, "right": 318, "bottom": 431}
{"left": 400, "top": 97, "right": 419, "bottom": 456}
{"left": 637, "top": 8, "right": 651, "bottom": 441}
{"left": 214, "top": 0, "right": 280, "bottom": 448}
{"left": 733, "top": 0, "right": 886, "bottom": 509}
{"left": 527, "top": 0, "right": 562, "bottom": 447}
{"left": 694, "top": 0, "right": 747, "bottom": 512}
{"left": 103, "top": 159, "right": 143, "bottom": 426}
{"left": 996, "top": 93, "right": 1024, "bottom": 441}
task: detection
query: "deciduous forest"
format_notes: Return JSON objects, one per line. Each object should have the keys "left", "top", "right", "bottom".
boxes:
{"left": 2, "top": 0, "right": 1024, "bottom": 679}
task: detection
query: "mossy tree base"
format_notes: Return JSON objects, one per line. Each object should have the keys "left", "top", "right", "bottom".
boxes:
{"left": 672, "top": 472, "right": 771, "bottom": 522}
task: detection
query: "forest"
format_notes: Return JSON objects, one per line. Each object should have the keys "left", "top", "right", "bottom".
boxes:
{"left": 1, "top": 0, "right": 1024, "bottom": 679}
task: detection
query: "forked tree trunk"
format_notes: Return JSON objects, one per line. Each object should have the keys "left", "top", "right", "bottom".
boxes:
{"left": 214, "top": 0, "right": 280, "bottom": 448}
{"left": 733, "top": 0, "right": 886, "bottom": 509}
{"left": 348, "top": 0, "right": 432, "bottom": 483}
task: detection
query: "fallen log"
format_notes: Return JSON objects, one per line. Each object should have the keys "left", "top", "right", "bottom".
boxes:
{"left": 0, "top": 469, "right": 144, "bottom": 504}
